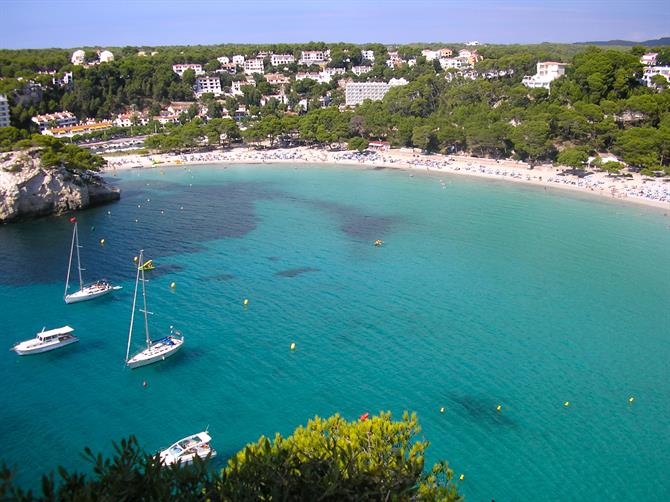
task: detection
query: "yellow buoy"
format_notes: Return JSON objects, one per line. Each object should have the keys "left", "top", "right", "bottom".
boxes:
{"left": 628, "top": 396, "right": 635, "bottom": 404}
{"left": 99, "top": 238, "right": 105, "bottom": 246}
{"left": 133, "top": 256, "right": 138, "bottom": 263}
{"left": 290, "top": 342, "right": 296, "bottom": 351}
{"left": 440, "top": 407, "right": 445, "bottom": 413}
{"left": 243, "top": 298, "right": 249, "bottom": 306}
{"left": 170, "top": 282, "right": 176, "bottom": 289}
{"left": 564, "top": 401, "right": 570, "bottom": 407}
{"left": 496, "top": 404, "right": 502, "bottom": 412}
{"left": 459, "top": 474, "right": 464, "bottom": 481}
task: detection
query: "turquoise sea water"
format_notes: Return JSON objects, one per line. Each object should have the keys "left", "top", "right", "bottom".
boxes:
{"left": 1, "top": 164, "right": 669, "bottom": 500}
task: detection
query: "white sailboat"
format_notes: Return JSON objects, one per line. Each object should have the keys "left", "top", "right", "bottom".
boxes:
{"left": 11, "top": 326, "right": 79, "bottom": 355}
{"left": 159, "top": 431, "right": 216, "bottom": 465}
{"left": 64, "top": 218, "right": 120, "bottom": 304}
{"left": 125, "top": 249, "right": 184, "bottom": 369}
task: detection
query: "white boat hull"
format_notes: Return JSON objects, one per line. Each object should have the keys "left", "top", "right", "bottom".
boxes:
{"left": 65, "top": 284, "right": 120, "bottom": 304}
{"left": 13, "top": 336, "right": 79, "bottom": 355}
{"left": 127, "top": 336, "right": 184, "bottom": 369}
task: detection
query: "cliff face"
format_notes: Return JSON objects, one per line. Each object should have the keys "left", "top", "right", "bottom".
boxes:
{"left": 0, "top": 150, "right": 120, "bottom": 224}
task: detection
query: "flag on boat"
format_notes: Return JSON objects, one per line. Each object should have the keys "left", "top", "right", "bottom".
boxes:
{"left": 69, "top": 217, "right": 77, "bottom": 223}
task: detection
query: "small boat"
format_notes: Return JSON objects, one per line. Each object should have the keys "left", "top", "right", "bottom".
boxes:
{"left": 64, "top": 218, "right": 121, "bottom": 304}
{"left": 139, "top": 259, "right": 155, "bottom": 271}
{"left": 125, "top": 249, "right": 184, "bottom": 369}
{"left": 11, "top": 326, "right": 79, "bottom": 355}
{"left": 159, "top": 431, "right": 216, "bottom": 465}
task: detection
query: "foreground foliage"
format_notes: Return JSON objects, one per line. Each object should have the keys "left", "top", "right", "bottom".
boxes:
{"left": 0, "top": 412, "right": 461, "bottom": 501}
{"left": 0, "top": 127, "right": 105, "bottom": 171}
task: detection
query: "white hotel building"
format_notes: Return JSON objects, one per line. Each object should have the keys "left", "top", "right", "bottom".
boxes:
{"left": 0, "top": 94, "right": 10, "bottom": 127}
{"left": 522, "top": 61, "right": 568, "bottom": 90}
{"left": 243, "top": 58, "right": 265, "bottom": 74}
{"left": 172, "top": 64, "right": 204, "bottom": 77}
{"left": 195, "top": 76, "right": 223, "bottom": 97}
{"left": 344, "top": 79, "right": 407, "bottom": 107}
{"left": 271, "top": 54, "right": 295, "bottom": 66}
{"left": 299, "top": 50, "right": 327, "bottom": 65}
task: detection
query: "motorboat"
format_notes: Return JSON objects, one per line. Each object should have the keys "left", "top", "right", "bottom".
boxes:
{"left": 11, "top": 326, "right": 79, "bottom": 355}
{"left": 159, "top": 431, "right": 216, "bottom": 465}
{"left": 125, "top": 249, "right": 184, "bottom": 369}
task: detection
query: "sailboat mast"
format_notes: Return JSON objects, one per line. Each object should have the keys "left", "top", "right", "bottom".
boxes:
{"left": 125, "top": 250, "right": 142, "bottom": 363}
{"left": 64, "top": 222, "right": 76, "bottom": 298}
{"left": 75, "top": 223, "right": 83, "bottom": 290}
{"left": 140, "top": 255, "right": 151, "bottom": 348}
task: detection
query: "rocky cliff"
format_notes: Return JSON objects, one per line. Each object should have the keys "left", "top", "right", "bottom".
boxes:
{"left": 0, "top": 149, "right": 120, "bottom": 223}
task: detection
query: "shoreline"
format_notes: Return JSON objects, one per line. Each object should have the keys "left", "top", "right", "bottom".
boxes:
{"left": 103, "top": 146, "right": 670, "bottom": 211}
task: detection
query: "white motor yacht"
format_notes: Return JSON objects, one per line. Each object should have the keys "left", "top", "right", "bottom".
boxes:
{"left": 11, "top": 326, "right": 79, "bottom": 355}
{"left": 159, "top": 431, "right": 216, "bottom": 465}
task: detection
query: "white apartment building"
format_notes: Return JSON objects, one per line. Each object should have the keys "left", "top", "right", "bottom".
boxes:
{"left": 217, "top": 56, "right": 230, "bottom": 64}
{"left": 0, "top": 95, "right": 10, "bottom": 128}
{"left": 361, "top": 50, "right": 375, "bottom": 61}
{"left": 641, "top": 66, "right": 670, "bottom": 87}
{"left": 439, "top": 57, "right": 468, "bottom": 70}
{"left": 271, "top": 54, "right": 295, "bottom": 66}
{"left": 421, "top": 49, "right": 441, "bottom": 61}
{"left": 195, "top": 76, "right": 223, "bottom": 96}
{"left": 114, "top": 112, "right": 150, "bottom": 128}
{"left": 640, "top": 53, "right": 658, "bottom": 66}
{"left": 231, "top": 78, "right": 256, "bottom": 95}
{"left": 296, "top": 71, "right": 324, "bottom": 82}
{"left": 71, "top": 50, "right": 85, "bottom": 65}
{"left": 99, "top": 50, "right": 114, "bottom": 63}
{"left": 243, "top": 58, "right": 265, "bottom": 74}
{"left": 232, "top": 55, "right": 245, "bottom": 65}
{"left": 352, "top": 65, "right": 372, "bottom": 76}
{"left": 345, "top": 82, "right": 391, "bottom": 106}
{"left": 522, "top": 61, "right": 568, "bottom": 90}
{"left": 299, "top": 50, "right": 327, "bottom": 65}
{"left": 172, "top": 64, "right": 204, "bottom": 77}
{"left": 31, "top": 111, "right": 78, "bottom": 131}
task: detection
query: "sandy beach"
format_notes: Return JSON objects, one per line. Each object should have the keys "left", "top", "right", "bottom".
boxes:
{"left": 103, "top": 146, "right": 670, "bottom": 210}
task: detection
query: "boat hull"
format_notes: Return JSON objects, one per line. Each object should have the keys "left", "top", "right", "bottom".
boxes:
{"left": 13, "top": 336, "right": 79, "bottom": 355}
{"left": 65, "top": 286, "right": 114, "bottom": 304}
{"left": 127, "top": 337, "right": 184, "bottom": 369}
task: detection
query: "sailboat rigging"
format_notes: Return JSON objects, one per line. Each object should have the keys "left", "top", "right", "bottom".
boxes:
{"left": 125, "top": 249, "right": 184, "bottom": 369}
{"left": 64, "top": 218, "right": 120, "bottom": 304}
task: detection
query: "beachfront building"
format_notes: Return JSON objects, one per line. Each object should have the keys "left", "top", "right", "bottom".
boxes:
{"left": 522, "top": 61, "right": 568, "bottom": 90}
{"left": 172, "top": 64, "right": 204, "bottom": 77}
{"left": 361, "top": 50, "right": 375, "bottom": 62}
{"left": 114, "top": 112, "right": 150, "bottom": 128}
{"left": 299, "top": 50, "right": 327, "bottom": 65}
{"left": 71, "top": 50, "right": 85, "bottom": 65}
{"left": 195, "top": 76, "right": 223, "bottom": 97}
{"left": 31, "top": 111, "right": 77, "bottom": 131}
{"left": 641, "top": 66, "right": 670, "bottom": 88}
{"left": 640, "top": 53, "right": 658, "bottom": 66}
{"left": 217, "top": 56, "right": 230, "bottom": 64}
{"left": 352, "top": 65, "right": 372, "bottom": 76}
{"left": 99, "top": 50, "right": 114, "bottom": 63}
{"left": 0, "top": 95, "right": 10, "bottom": 128}
{"left": 43, "top": 121, "right": 113, "bottom": 138}
{"left": 243, "top": 58, "right": 265, "bottom": 74}
{"left": 232, "top": 55, "right": 245, "bottom": 65}
{"left": 271, "top": 54, "right": 295, "bottom": 66}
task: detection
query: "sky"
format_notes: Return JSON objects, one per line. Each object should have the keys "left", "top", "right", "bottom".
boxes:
{"left": 1, "top": 0, "right": 669, "bottom": 49}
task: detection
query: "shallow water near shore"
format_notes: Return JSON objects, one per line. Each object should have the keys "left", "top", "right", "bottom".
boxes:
{"left": 1, "top": 163, "right": 669, "bottom": 500}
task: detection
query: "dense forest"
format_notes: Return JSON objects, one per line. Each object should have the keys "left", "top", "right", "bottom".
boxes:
{"left": 1, "top": 42, "right": 669, "bottom": 174}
